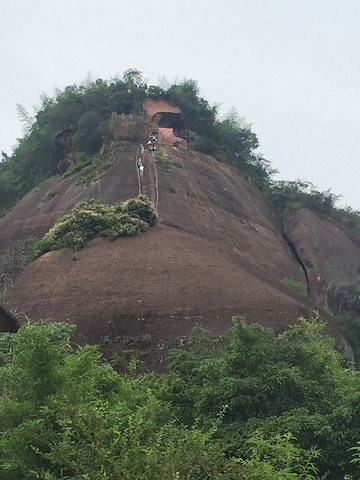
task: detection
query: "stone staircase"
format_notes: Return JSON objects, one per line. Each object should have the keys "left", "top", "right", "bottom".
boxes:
{"left": 140, "top": 152, "right": 157, "bottom": 209}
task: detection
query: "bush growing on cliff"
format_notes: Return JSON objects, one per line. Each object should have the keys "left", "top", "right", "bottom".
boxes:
{"left": 265, "top": 179, "right": 360, "bottom": 233}
{"left": 63, "top": 151, "right": 114, "bottom": 185}
{"left": 29, "top": 195, "right": 157, "bottom": 260}
{"left": 266, "top": 180, "right": 339, "bottom": 217}
{"left": 280, "top": 277, "right": 307, "bottom": 295}
{"left": 155, "top": 150, "right": 183, "bottom": 169}
{"left": 332, "top": 206, "right": 360, "bottom": 234}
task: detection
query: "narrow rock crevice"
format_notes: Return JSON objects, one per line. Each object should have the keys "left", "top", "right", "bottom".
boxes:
{"left": 281, "top": 223, "right": 310, "bottom": 297}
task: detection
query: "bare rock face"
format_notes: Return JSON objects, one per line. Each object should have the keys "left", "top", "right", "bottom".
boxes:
{"left": 55, "top": 128, "right": 74, "bottom": 149}
{"left": 0, "top": 142, "right": 139, "bottom": 314}
{"left": 56, "top": 151, "right": 75, "bottom": 175}
{"left": 143, "top": 98, "right": 181, "bottom": 118}
{"left": 1, "top": 145, "right": 352, "bottom": 364}
{"left": 55, "top": 128, "right": 76, "bottom": 174}
{"left": 284, "top": 209, "right": 360, "bottom": 315}
{"left": 1, "top": 146, "right": 316, "bottom": 342}
{"left": 109, "top": 114, "right": 150, "bottom": 142}
{"left": 0, "top": 238, "right": 33, "bottom": 297}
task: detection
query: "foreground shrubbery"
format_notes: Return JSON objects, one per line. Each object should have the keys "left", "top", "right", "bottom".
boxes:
{"left": 0, "top": 321, "right": 255, "bottom": 479}
{"left": 30, "top": 195, "right": 157, "bottom": 260}
{"left": 1, "top": 317, "right": 360, "bottom": 478}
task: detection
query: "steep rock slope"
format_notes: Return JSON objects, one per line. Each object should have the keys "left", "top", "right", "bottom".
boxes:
{"left": 284, "top": 209, "right": 360, "bottom": 314}
{"left": 0, "top": 142, "right": 139, "bottom": 296}
{"left": 1, "top": 144, "right": 342, "bottom": 365}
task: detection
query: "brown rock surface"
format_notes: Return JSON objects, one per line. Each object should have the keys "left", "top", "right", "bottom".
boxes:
{"left": 0, "top": 142, "right": 138, "bottom": 242}
{"left": 143, "top": 98, "right": 181, "bottom": 118}
{"left": 0, "top": 142, "right": 138, "bottom": 296}
{"left": 284, "top": 209, "right": 360, "bottom": 314}
{"left": 1, "top": 144, "right": 347, "bottom": 366}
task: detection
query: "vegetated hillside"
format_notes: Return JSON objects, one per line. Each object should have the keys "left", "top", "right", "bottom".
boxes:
{"left": 0, "top": 141, "right": 138, "bottom": 297}
{"left": 1, "top": 142, "right": 352, "bottom": 367}
{"left": 0, "top": 70, "right": 266, "bottom": 216}
{"left": 1, "top": 70, "right": 359, "bottom": 366}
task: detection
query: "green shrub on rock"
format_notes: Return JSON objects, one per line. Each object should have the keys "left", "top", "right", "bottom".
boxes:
{"left": 30, "top": 195, "right": 157, "bottom": 260}
{"left": 280, "top": 277, "right": 307, "bottom": 295}
{"left": 121, "top": 195, "right": 158, "bottom": 227}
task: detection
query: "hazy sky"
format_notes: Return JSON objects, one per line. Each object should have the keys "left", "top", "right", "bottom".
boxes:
{"left": 1, "top": 0, "right": 359, "bottom": 209}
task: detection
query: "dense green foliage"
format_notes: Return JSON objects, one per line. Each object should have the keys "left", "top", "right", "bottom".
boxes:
{"left": 1, "top": 317, "right": 360, "bottom": 478}
{"left": 156, "top": 84, "right": 273, "bottom": 186}
{"left": 163, "top": 317, "right": 360, "bottom": 479}
{"left": 0, "top": 70, "right": 266, "bottom": 213}
{"left": 265, "top": 179, "right": 360, "bottom": 232}
{"left": 30, "top": 195, "right": 157, "bottom": 260}
{"left": 0, "top": 322, "right": 237, "bottom": 479}
{"left": 0, "top": 70, "right": 147, "bottom": 211}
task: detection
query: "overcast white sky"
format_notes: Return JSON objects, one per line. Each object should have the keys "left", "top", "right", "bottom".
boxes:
{"left": 1, "top": 0, "right": 359, "bottom": 209}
